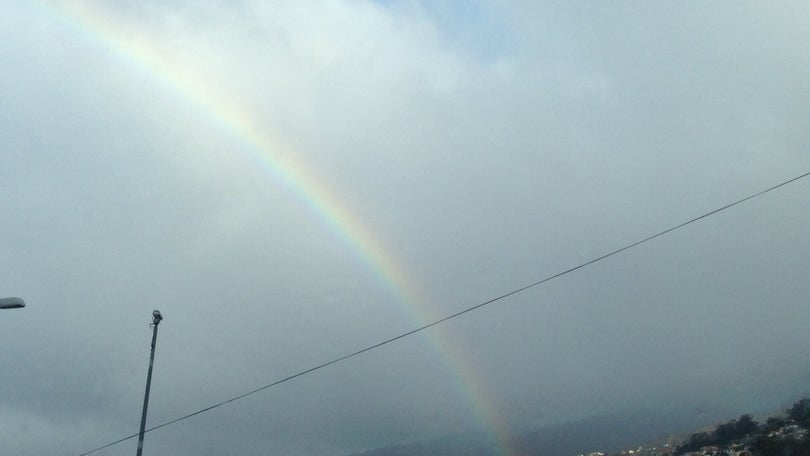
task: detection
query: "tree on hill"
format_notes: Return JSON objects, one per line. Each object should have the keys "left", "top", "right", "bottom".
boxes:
{"left": 764, "top": 416, "right": 787, "bottom": 433}
{"left": 675, "top": 415, "right": 758, "bottom": 455}
{"left": 736, "top": 414, "right": 758, "bottom": 436}
{"left": 676, "top": 431, "right": 713, "bottom": 454}
{"left": 751, "top": 434, "right": 810, "bottom": 456}
{"left": 789, "top": 399, "right": 810, "bottom": 427}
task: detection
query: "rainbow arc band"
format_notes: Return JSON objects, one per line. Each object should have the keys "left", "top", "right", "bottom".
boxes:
{"left": 34, "top": 2, "right": 516, "bottom": 454}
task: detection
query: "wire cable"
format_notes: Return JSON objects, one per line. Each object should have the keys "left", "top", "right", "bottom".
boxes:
{"left": 78, "top": 170, "right": 810, "bottom": 455}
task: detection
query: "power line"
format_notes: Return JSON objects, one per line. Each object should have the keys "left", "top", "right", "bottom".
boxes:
{"left": 78, "top": 170, "right": 810, "bottom": 455}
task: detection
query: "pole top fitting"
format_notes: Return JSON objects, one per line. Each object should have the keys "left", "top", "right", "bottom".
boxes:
{"left": 152, "top": 310, "right": 163, "bottom": 325}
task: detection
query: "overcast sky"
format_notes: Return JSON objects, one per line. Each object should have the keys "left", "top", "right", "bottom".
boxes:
{"left": 2, "top": 1, "right": 810, "bottom": 455}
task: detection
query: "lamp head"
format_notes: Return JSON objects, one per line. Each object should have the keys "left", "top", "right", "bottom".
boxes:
{"left": 152, "top": 310, "right": 163, "bottom": 324}
{"left": 0, "top": 297, "right": 25, "bottom": 309}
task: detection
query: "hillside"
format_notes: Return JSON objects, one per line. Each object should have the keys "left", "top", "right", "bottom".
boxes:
{"left": 350, "top": 408, "right": 699, "bottom": 456}
{"left": 667, "top": 398, "right": 810, "bottom": 456}
{"left": 350, "top": 399, "right": 810, "bottom": 456}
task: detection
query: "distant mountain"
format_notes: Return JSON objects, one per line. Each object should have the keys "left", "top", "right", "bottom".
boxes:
{"left": 350, "top": 409, "right": 700, "bottom": 456}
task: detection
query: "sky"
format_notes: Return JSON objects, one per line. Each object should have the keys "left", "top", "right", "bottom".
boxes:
{"left": 2, "top": 0, "right": 810, "bottom": 454}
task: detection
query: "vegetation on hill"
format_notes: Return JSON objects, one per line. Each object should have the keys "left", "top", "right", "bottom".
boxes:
{"left": 674, "top": 398, "right": 810, "bottom": 456}
{"left": 353, "top": 398, "right": 810, "bottom": 456}
{"left": 674, "top": 414, "right": 757, "bottom": 454}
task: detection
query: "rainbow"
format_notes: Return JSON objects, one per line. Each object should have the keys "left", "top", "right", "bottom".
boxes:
{"left": 35, "top": 1, "right": 517, "bottom": 453}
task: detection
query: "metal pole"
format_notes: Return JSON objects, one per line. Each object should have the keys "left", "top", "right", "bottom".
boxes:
{"left": 137, "top": 310, "right": 163, "bottom": 456}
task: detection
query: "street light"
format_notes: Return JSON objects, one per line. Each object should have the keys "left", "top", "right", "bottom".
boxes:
{"left": 136, "top": 310, "right": 163, "bottom": 456}
{"left": 0, "top": 297, "right": 25, "bottom": 309}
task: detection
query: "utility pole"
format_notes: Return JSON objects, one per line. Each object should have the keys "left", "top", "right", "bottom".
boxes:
{"left": 136, "top": 310, "right": 163, "bottom": 456}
